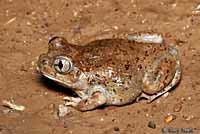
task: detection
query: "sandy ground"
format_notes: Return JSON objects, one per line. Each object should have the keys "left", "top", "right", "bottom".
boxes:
{"left": 0, "top": 0, "right": 200, "bottom": 134}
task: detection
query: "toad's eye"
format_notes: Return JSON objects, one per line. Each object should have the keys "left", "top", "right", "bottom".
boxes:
{"left": 54, "top": 56, "right": 73, "bottom": 73}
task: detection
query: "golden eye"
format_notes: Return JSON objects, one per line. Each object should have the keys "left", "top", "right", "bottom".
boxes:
{"left": 54, "top": 56, "right": 73, "bottom": 73}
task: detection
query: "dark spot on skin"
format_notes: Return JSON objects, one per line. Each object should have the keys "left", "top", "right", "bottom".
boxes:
{"left": 166, "top": 69, "right": 169, "bottom": 73}
{"left": 120, "top": 99, "right": 123, "bottom": 102}
{"left": 112, "top": 79, "right": 117, "bottom": 83}
{"left": 89, "top": 79, "right": 96, "bottom": 84}
{"left": 135, "top": 57, "right": 139, "bottom": 63}
{"left": 125, "top": 64, "right": 130, "bottom": 70}
{"left": 95, "top": 74, "right": 100, "bottom": 77}
{"left": 112, "top": 89, "right": 117, "bottom": 94}
{"left": 85, "top": 67, "right": 91, "bottom": 72}
{"left": 165, "top": 75, "right": 168, "bottom": 80}
{"left": 145, "top": 51, "right": 149, "bottom": 56}
{"left": 111, "top": 61, "right": 116, "bottom": 65}
{"left": 153, "top": 48, "right": 157, "bottom": 53}
{"left": 129, "top": 46, "right": 134, "bottom": 50}
{"left": 76, "top": 70, "right": 81, "bottom": 77}
{"left": 138, "top": 64, "right": 142, "bottom": 70}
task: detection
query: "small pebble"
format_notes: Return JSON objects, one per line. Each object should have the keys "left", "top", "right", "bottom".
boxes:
{"left": 141, "top": 19, "right": 146, "bottom": 24}
{"left": 100, "top": 118, "right": 104, "bottom": 121}
{"left": 187, "top": 96, "right": 192, "bottom": 100}
{"left": 183, "top": 115, "right": 194, "bottom": 121}
{"left": 114, "top": 126, "right": 120, "bottom": 131}
{"left": 148, "top": 121, "right": 156, "bottom": 129}
{"left": 112, "top": 26, "right": 119, "bottom": 30}
{"left": 164, "top": 114, "right": 176, "bottom": 123}
{"left": 26, "top": 21, "right": 31, "bottom": 25}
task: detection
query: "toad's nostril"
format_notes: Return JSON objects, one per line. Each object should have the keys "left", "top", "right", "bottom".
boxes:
{"left": 38, "top": 54, "right": 49, "bottom": 65}
{"left": 41, "top": 59, "right": 49, "bottom": 65}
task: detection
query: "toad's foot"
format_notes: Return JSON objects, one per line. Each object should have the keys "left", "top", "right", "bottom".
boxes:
{"left": 64, "top": 92, "right": 107, "bottom": 111}
{"left": 136, "top": 91, "right": 169, "bottom": 103}
{"left": 64, "top": 96, "right": 81, "bottom": 107}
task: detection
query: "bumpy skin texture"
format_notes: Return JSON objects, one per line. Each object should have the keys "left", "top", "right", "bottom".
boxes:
{"left": 38, "top": 36, "right": 181, "bottom": 111}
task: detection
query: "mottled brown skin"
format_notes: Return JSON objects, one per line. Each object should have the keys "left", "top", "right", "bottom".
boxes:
{"left": 38, "top": 36, "right": 181, "bottom": 111}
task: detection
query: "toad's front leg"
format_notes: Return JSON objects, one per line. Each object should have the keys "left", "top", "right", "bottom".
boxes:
{"left": 64, "top": 91, "right": 107, "bottom": 111}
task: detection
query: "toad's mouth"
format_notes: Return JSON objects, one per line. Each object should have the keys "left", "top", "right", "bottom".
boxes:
{"left": 41, "top": 70, "right": 89, "bottom": 92}
{"left": 42, "top": 72, "right": 73, "bottom": 88}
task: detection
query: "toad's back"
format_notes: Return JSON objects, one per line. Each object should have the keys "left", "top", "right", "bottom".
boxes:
{"left": 74, "top": 39, "right": 169, "bottom": 73}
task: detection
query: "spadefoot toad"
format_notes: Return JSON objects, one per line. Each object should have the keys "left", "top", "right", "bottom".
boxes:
{"left": 37, "top": 34, "right": 181, "bottom": 111}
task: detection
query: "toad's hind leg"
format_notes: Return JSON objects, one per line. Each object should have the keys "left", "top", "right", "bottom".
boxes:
{"left": 137, "top": 47, "right": 181, "bottom": 102}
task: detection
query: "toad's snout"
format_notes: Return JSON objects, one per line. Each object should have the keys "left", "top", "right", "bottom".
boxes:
{"left": 37, "top": 54, "right": 51, "bottom": 72}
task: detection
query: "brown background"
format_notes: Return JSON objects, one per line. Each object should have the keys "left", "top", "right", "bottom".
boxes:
{"left": 0, "top": 0, "right": 200, "bottom": 134}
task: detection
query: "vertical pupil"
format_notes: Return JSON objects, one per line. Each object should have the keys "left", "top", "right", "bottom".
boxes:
{"left": 58, "top": 60, "right": 63, "bottom": 70}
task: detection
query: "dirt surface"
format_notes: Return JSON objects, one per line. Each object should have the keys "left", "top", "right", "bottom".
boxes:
{"left": 0, "top": 0, "right": 200, "bottom": 134}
